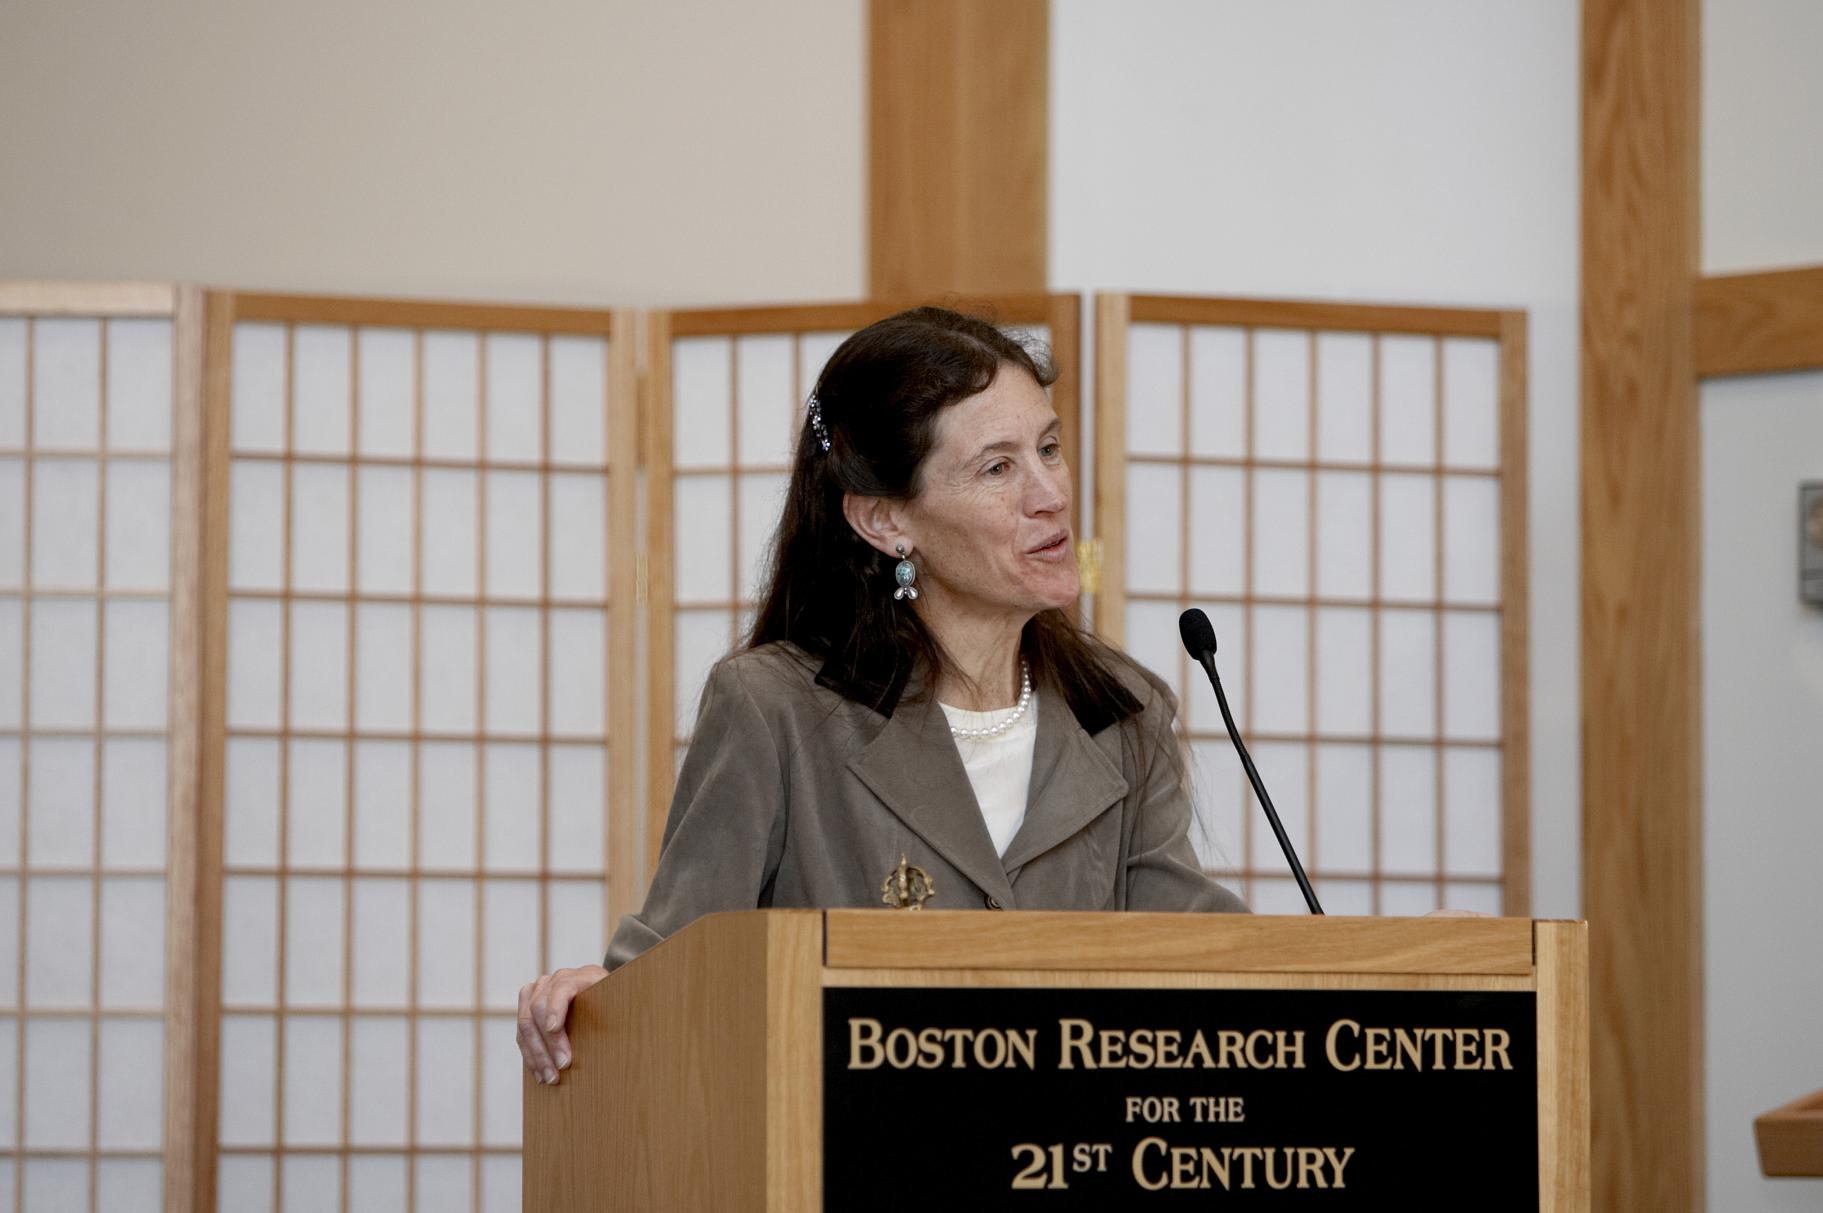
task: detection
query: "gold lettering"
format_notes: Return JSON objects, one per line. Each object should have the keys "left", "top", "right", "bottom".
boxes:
{"left": 1155, "top": 1029, "right": 1182, "bottom": 1067}
{"left": 1005, "top": 1028, "right": 1036, "bottom": 1070}
{"left": 1217, "top": 1029, "right": 1247, "bottom": 1069}
{"left": 848, "top": 1017, "right": 883, "bottom": 1069}
{"left": 1128, "top": 1029, "right": 1156, "bottom": 1068}
{"left": 1454, "top": 1027, "right": 1481, "bottom": 1069}
{"left": 1364, "top": 1027, "right": 1391, "bottom": 1069}
{"left": 1245, "top": 1029, "right": 1276, "bottom": 1069}
{"left": 885, "top": 1027, "right": 916, "bottom": 1068}
{"left": 1261, "top": 1147, "right": 1293, "bottom": 1191}
{"left": 1395, "top": 1026, "right": 1422, "bottom": 1069}
{"left": 1132, "top": 1137, "right": 1168, "bottom": 1191}
{"left": 1170, "top": 1145, "right": 1200, "bottom": 1189}
{"left": 1184, "top": 1029, "right": 1214, "bottom": 1068}
{"left": 1296, "top": 1146, "right": 1327, "bottom": 1189}
{"left": 1058, "top": 1019, "right": 1093, "bottom": 1070}
{"left": 1279, "top": 1029, "right": 1306, "bottom": 1069}
{"left": 1325, "top": 1146, "right": 1356, "bottom": 1188}
{"left": 1325, "top": 1019, "right": 1361, "bottom": 1071}
{"left": 1426, "top": 1027, "right": 1451, "bottom": 1068}
{"left": 1198, "top": 1147, "right": 1232, "bottom": 1190}
{"left": 1098, "top": 1029, "right": 1128, "bottom": 1069}
{"left": 1485, "top": 1027, "right": 1513, "bottom": 1070}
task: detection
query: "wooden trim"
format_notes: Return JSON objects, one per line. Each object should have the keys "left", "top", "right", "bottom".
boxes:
{"left": 1127, "top": 294, "right": 1507, "bottom": 337}
{"left": 765, "top": 915, "right": 823, "bottom": 1210}
{"left": 1498, "top": 312, "right": 1532, "bottom": 917}
{"left": 823, "top": 910, "right": 1535, "bottom": 975}
{"left": 1535, "top": 920, "right": 1591, "bottom": 1210}
{"left": 642, "top": 312, "right": 676, "bottom": 883}
{"left": 869, "top": 0, "right": 1048, "bottom": 298}
{"left": 161, "top": 290, "right": 235, "bottom": 1213}
{"left": 666, "top": 294, "right": 1064, "bottom": 338}
{"left": 159, "top": 288, "right": 205, "bottom": 1211}
{"left": 225, "top": 291, "right": 618, "bottom": 335}
{"left": 0, "top": 280, "right": 176, "bottom": 316}
{"left": 1693, "top": 264, "right": 1823, "bottom": 377}
{"left": 823, "top": 967, "right": 1535, "bottom": 992}
{"left": 1581, "top": 0, "right": 1703, "bottom": 1207}
{"left": 1044, "top": 294, "right": 1085, "bottom": 582}
{"left": 1091, "top": 293, "right": 1130, "bottom": 641}
{"left": 606, "top": 313, "right": 643, "bottom": 916}
{"left": 1754, "top": 1087, "right": 1823, "bottom": 1177}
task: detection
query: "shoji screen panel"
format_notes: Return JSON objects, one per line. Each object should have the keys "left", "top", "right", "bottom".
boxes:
{"left": 204, "top": 294, "right": 636, "bottom": 1213}
{"left": 0, "top": 283, "right": 192, "bottom": 1213}
{"left": 1093, "top": 294, "right": 1528, "bottom": 918}
{"left": 647, "top": 296, "right": 1080, "bottom": 872}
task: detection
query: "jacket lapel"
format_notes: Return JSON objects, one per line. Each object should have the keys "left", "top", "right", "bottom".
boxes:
{"left": 846, "top": 692, "right": 1016, "bottom": 907}
{"left": 998, "top": 694, "right": 1130, "bottom": 875}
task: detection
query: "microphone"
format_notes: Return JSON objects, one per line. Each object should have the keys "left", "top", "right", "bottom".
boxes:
{"left": 1178, "top": 608, "right": 1324, "bottom": 915}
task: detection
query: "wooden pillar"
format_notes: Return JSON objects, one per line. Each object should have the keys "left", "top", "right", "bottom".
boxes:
{"left": 1581, "top": 0, "right": 1703, "bottom": 1208}
{"left": 868, "top": 0, "right": 1048, "bottom": 297}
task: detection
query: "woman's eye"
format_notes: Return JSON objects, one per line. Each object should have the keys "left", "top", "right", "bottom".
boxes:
{"left": 1041, "top": 442, "right": 1062, "bottom": 459}
{"left": 985, "top": 460, "right": 1009, "bottom": 477}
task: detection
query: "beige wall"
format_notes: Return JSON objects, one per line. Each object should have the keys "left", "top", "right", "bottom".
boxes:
{"left": 0, "top": 0, "right": 866, "bottom": 306}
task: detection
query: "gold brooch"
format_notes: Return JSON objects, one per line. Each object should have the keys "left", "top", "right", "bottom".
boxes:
{"left": 881, "top": 853, "right": 935, "bottom": 910}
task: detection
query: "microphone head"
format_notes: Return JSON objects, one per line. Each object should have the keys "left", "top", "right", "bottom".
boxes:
{"left": 1178, "top": 608, "right": 1218, "bottom": 659}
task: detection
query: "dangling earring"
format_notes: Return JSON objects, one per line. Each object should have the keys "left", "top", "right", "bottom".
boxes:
{"left": 892, "top": 543, "right": 919, "bottom": 601}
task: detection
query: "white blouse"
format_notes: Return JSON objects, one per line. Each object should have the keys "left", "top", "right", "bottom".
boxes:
{"left": 939, "top": 692, "right": 1040, "bottom": 858}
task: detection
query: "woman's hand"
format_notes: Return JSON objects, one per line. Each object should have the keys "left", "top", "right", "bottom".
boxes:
{"left": 516, "top": 964, "right": 608, "bottom": 1084}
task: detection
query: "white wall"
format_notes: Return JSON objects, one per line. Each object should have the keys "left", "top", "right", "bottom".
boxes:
{"left": 1050, "top": 0, "right": 1582, "bottom": 918}
{"left": 0, "top": 0, "right": 866, "bottom": 305}
{"left": 1700, "top": 373, "right": 1823, "bottom": 1209}
{"left": 1702, "top": 3, "right": 1823, "bottom": 1207}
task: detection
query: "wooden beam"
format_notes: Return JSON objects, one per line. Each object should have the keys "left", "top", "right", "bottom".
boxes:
{"left": 1498, "top": 312, "right": 1533, "bottom": 919}
{"left": 869, "top": 0, "right": 1048, "bottom": 296}
{"left": 1694, "top": 265, "right": 1823, "bottom": 377}
{"left": 161, "top": 287, "right": 210, "bottom": 1213}
{"left": 1127, "top": 293, "right": 1508, "bottom": 338}
{"left": 1581, "top": 0, "right": 1703, "bottom": 1209}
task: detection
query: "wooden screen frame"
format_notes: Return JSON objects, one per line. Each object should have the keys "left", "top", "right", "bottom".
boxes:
{"left": 643, "top": 295, "right": 1083, "bottom": 879}
{"left": 187, "top": 290, "right": 638, "bottom": 1213}
{"left": 0, "top": 281, "right": 205, "bottom": 1212}
{"left": 1092, "top": 292, "right": 1530, "bottom": 916}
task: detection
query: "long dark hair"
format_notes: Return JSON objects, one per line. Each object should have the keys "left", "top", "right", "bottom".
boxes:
{"left": 745, "top": 306, "right": 1143, "bottom": 729}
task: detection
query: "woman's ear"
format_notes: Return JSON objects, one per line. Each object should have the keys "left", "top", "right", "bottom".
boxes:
{"left": 841, "top": 493, "right": 911, "bottom": 558}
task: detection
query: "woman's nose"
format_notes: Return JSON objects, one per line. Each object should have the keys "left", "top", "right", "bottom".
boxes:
{"left": 1029, "top": 462, "right": 1070, "bottom": 514}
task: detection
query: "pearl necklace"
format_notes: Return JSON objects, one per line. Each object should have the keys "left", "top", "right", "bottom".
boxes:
{"left": 947, "top": 661, "right": 1033, "bottom": 740}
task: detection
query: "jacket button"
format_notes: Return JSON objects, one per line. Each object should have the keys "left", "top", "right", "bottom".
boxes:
{"left": 984, "top": 894, "right": 1003, "bottom": 910}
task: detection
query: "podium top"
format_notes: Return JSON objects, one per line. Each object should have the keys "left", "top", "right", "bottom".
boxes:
{"left": 677, "top": 909, "right": 1545, "bottom": 976}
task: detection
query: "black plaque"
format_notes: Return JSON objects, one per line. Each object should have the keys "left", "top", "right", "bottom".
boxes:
{"left": 824, "top": 986, "right": 1538, "bottom": 1209}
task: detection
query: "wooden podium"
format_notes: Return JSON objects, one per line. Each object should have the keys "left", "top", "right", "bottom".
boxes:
{"left": 525, "top": 911, "right": 1587, "bottom": 1211}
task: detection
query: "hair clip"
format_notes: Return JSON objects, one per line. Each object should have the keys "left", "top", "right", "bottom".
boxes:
{"left": 807, "top": 393, "right": 831, "bottom": 452}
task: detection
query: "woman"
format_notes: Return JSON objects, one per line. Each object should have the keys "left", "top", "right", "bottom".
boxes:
{"left": 517, "top": 307, "right": 1245, "bottom": 1085}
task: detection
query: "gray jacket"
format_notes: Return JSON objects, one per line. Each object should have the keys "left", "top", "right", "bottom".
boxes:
{"left": 606, "top": 642, "right": 1246, "bottom": 969}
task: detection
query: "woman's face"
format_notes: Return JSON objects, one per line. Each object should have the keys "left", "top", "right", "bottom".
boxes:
{"left": 896, "top": 364, "right": 1078, "bottom": 624}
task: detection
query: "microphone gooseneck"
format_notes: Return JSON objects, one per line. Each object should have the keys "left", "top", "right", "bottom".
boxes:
{"left": 1177, "top": 608, "right": 1324, "bottom": 915}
